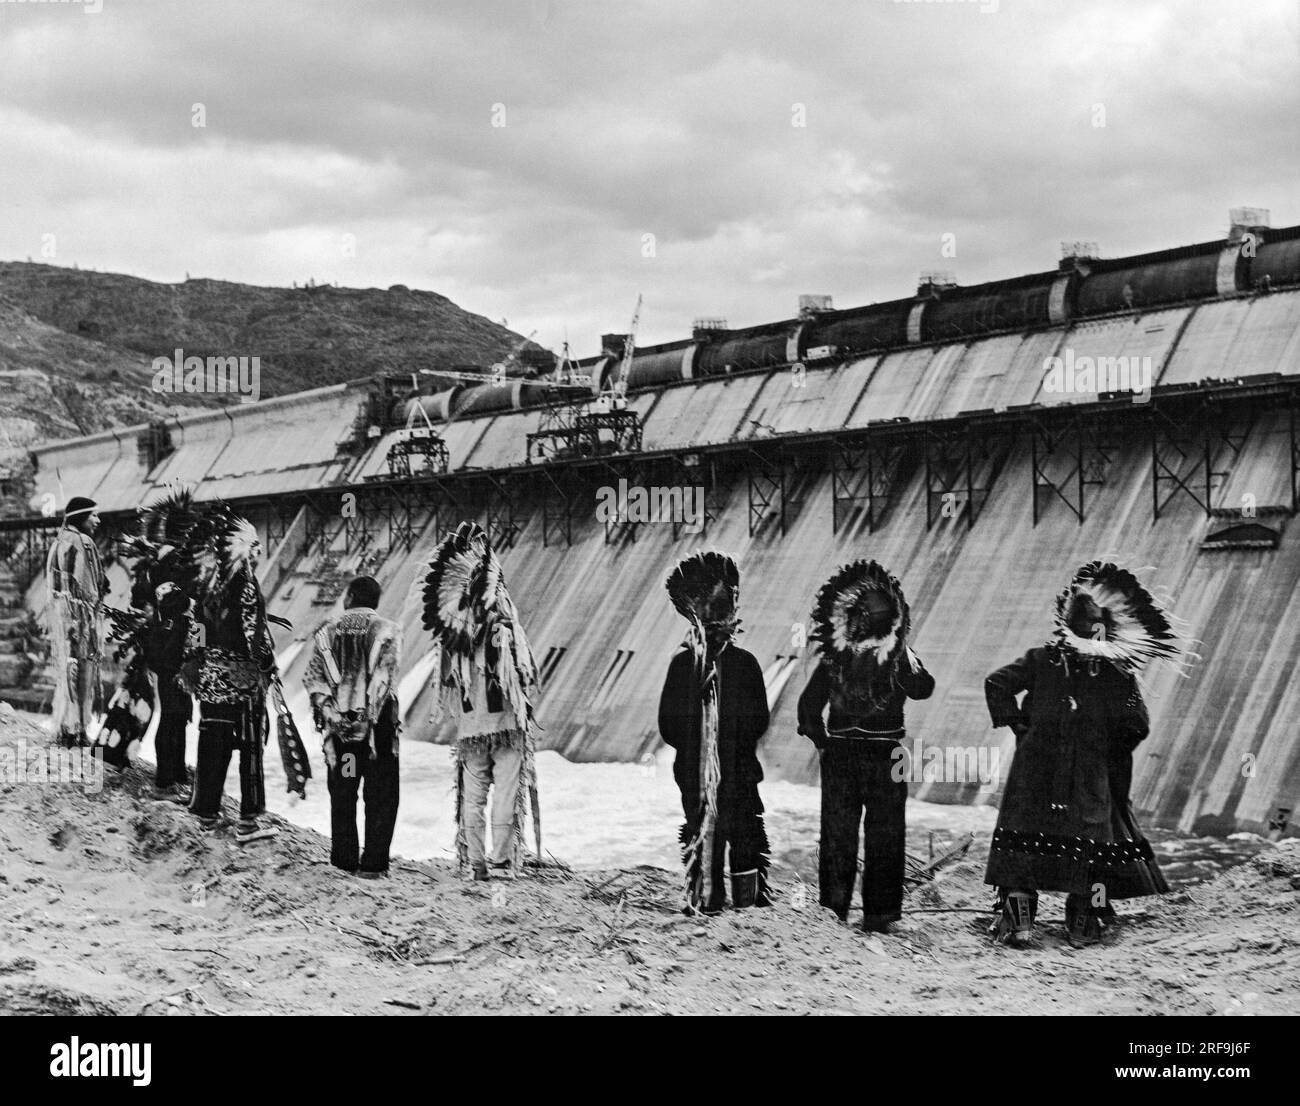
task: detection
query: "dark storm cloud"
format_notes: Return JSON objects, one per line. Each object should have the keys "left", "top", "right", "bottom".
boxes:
{"left": 0, "top": 0, "right": 1296, "bottom": 351}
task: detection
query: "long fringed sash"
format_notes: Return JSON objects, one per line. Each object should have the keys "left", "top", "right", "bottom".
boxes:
{"left": 270, "top": 677, "right": 311, "bottom": 799}
{"left": 95, "top": 659, "right": 155, "bottom": 769}
{"left": 681, "top": 624, "right": 723, "bottom": 913}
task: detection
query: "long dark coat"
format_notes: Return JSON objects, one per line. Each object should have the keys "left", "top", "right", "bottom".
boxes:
{"left": 983, "top": 645, "right": 1168, "bottom": 899}
{"left": 657, "top": 642, "right": 769, "bottom": 839}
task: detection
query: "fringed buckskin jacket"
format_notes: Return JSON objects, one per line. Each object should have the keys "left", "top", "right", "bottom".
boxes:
{"left": 303, "top": 606, "right": 401, "bottom": 766}
{"left": 46, "top": 526, "right": 108, "bottom": 658}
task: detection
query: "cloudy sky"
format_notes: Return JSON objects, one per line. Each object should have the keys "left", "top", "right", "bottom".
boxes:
{"left": 1, "top": 0, "right": 1297, "bottom": 353}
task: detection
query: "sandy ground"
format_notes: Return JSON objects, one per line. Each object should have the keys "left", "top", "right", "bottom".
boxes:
{"left": 1, "top": 710, "right": 1298, "bottom": 1016}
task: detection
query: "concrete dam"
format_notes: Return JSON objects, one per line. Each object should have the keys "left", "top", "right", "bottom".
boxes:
{"left": 5, "top": 213, "right": 1300, "bottom": 838}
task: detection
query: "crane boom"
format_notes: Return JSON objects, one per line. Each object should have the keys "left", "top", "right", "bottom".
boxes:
{"left": 614, "top": 295, "right": 642, "bottom": 397}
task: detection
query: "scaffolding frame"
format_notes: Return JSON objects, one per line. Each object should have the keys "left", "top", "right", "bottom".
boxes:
{"left": 1150, "top": 400, "right": 1251, "bottom": 520}
{"left": 829, "top": 435, "right": 910, "bottom": 534}
{"left": 922, "top": 422, "right": 1007, "bottom": 530}
{"left": 744, "top": 446, "right": 788, "bottom": 538}
{"left": 1029, "top": 411, "right": 1118, "bottom": 526}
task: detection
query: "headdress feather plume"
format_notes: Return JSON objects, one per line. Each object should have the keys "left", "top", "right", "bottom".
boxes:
{"left": 665, "top": 551, "right": 740, "bottom": 633}
{"left": 1052, "top": 560, "right": 1185, "bottom": 674}
{"left": 421, "top": 521, "right": 536, "bottom": 727}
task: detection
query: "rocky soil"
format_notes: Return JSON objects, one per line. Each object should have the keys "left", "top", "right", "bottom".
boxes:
{"left": 0, "top": 710, "right": 1296, "bottom": 1016}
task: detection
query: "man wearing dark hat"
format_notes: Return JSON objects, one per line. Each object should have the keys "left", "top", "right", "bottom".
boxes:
{"left": 45, "top": 497, "right": 109, "bottom": 747}
{"left": 303, "top": 576, "right": 402, "bottom": 877}
{"left": 798, "top": 560, "right": 935, "bottom": 934}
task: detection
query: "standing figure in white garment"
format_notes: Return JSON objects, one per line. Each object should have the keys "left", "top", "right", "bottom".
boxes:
{"left": 419, "top": 522, "right": 540, "bottom": 880}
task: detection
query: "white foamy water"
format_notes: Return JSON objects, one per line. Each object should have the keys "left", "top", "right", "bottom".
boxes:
{"left": 64, "top": 699, "right": 998, "bottom": 870}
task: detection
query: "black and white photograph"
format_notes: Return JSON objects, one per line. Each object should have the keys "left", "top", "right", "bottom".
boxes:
{"left": 0, "top": 0, "right": 1296, "bottom": 1058}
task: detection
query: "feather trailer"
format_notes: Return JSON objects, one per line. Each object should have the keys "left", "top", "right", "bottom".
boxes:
{"left": 94, "top": 656, "right": 154, "bottom": 770}
{"left": 270, "top": 677, "right": 311, "bottom": 799}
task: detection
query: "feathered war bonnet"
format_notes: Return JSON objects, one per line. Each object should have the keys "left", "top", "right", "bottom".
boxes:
{"left": 1052, "top": 560, "right": 1185, "bottom": 674}
{"left": 665, "top": 551, "right": 741, "bottom": 645}
{"left": 138, "top": 486, "right": 202, "bottom": 550}
{"left": 117, "top": 487, "right": 199, "bottom": 606}
{"left": 190, "top": 506, "right": 260, "bottom": 604}
{"left": 420, "top": 521, "right": 537, "bottom": 727}
{"left": 811, "top": 559, "right": 909, "bottom": 666}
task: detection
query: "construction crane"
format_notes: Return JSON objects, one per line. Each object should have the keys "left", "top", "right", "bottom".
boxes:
{"left": 600, "top": 294, "right": 642, "bottom": 411}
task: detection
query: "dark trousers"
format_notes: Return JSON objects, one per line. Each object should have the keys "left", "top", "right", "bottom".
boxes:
{"left": 819, "top": 740, "right": 907, "bottom": 929}
{"left": 327, "top": 712, "right": 400, "bottom": 873}
{"left": 154, "top": 680, "right": 192, "bottom": 789}
{"left": 679, "top": 782, "right": 770, "bottom": 912}
{"left": 191, "top": 702, "right": 266, "bottom": 820}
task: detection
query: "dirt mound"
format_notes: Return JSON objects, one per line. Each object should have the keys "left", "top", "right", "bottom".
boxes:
{"left": 0, "top": 709, "right": 1296, "bottom": 1016}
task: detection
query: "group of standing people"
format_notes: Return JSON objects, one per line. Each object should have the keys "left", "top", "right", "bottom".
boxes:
{"left": 52, "top": 493, "right": 295, "bottom": 843}
{"left": 657, "top": 550, "right": 1182, "bottom": 949}
{"left": 45, "top": 499, "right": 535, "bottom": 880}
{"left": 44, "top": 491, "right": 1183, "bottom": 948}
{"left": 305, "top": 520, "right": 543, "bottom": 881}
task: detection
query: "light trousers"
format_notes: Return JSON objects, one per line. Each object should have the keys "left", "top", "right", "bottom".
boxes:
{"left": 459, "top": 743, "right": 523, "bottom": 866}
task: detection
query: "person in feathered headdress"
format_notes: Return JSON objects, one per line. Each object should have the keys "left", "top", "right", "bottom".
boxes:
{"left": 984, "top": 561, "right": 1183, "bottom": 948}
{"left": 658, "top": 551, "right": 772, "bottom": 915}
{"left": 136, "top": 489, "right": 204, "bottom": 797}
{"left": 303, "top": 575, "right": 402, "bottom": 877}
{"left": 421, "top": 522, "right": 540, "bottom": 880}
{"left": 797, "top": 560, "right": 935, "bottom": 933}
{"left": 45, "top": 496, "right": 109, "bottom": 748}
{"left": 95, "top": 488, "right": 202, "bottom": 793}
{"left": 180, "top": 508, "right": 282, "bottom": 844}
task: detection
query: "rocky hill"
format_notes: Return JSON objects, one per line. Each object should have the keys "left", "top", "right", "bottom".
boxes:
{"left": 0, "top": 261, "right": 536, "bottom": 444}
{"left": 0, "top": 297, "right": 194, "bottom": 448}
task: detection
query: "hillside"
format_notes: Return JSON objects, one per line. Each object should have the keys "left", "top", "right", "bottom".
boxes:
{"left": 0, "top": 298, "right": 201, "bottom": 448}
{"left": 0, "top": 710, "right": 1296, "bottom": 1016}
{"left": 0, "top": 261, "right": 535, "bottom": 445}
